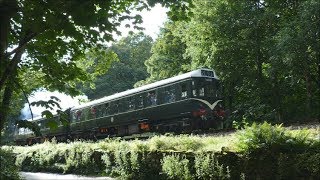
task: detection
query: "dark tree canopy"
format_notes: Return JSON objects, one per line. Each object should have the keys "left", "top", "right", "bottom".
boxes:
{"left": 141, "top": 0, "right": 320, "bottom": 123}
{"left": 83, "top": 32, "right": 153, "bottom": 100}
{"left": 0, "top": 0, "right": 192, "bottom": 131}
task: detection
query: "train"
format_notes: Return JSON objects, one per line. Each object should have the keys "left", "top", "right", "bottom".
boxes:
{"left": 14, "top": 69, "right": 227, "bottom": 145}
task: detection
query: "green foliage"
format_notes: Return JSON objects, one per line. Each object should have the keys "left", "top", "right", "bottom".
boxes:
{"left": 194, "top": 153, "right": 230, "bottom": 180}
{"left": 15, "top": 119, "right": 41, "bottom": 137}
{"left": 136, "top": 22, "right": 192, "bottom": 87}
{"left": 148, "top": 134, "right": 205, "bottom": 152}
{"left": 62, "top": 141, "right": 102, "bottom": 174}
{"left": 0, "top": 149, "right": 21, "bottom": 180}
{"left": 232, "top": 118, "right": 250, "bottom": 130}
{"left": 235, "top": 122, "right": 319, "bottom": 154}
{"left": 82, "top": 33, "right": 153, "bottom": 99}
{"left": 141, "top": 0, "right": 320, "bottom": 123}
{"left": 4, "top": 124, "right": 320, "bottom": 179}
{"left": 0, "top": 0, "right": 192, "bottom": 134}
{"left": 161, "top": 154, "right": 193, "bottom": 180}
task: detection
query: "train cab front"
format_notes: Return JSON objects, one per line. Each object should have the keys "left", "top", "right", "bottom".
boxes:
{"left": 191, "top": 100, "right": 227, "bottom": 130}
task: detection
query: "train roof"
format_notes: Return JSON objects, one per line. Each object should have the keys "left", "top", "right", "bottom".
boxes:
{"left": 72, "top": 68, "right": 218, "bottom": 110}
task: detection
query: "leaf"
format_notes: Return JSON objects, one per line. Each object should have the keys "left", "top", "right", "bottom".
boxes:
{"left": 46, "top": 120, "right": 58, "bottom": 130}
{"left": 41, "top": 110, "right": 54, "bottom": 119}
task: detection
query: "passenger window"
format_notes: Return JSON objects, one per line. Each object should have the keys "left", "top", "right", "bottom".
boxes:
{"left": 90, "top": 106, "right": 97, "bottom": 119}
{"left": 181, "top": 84, "right": 187, "bottom": 98}
{"left": 113, "top": 102, "right": 119, "bottom": 114}
{"left": 147, "top": 91, "right": 157, "bottom": 106}
{"left": 104, "top": 103, "right": 110, "bottom": 116}
{"left": 75, "top": 110, "right": 82, "bottom": 121}
{"left": 83, "top": 108, "right": 90, "bottom": 120}
{"left": 96, "top": 105, "right": 103, "bottom": 117}
{"left": 137, "top": 95, "right": 144, "bottom": 108}
{"left": 71, "top": 111, "right": 77, "bottom": 122}
{"left": 128, "top": 97, "right": 135, "bottom": 110}
{"left": 164, "top": 87, "right": 176, "bottom": 103}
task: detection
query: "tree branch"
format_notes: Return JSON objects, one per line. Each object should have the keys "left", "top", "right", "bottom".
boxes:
{"left": 15, "top": 80, "right": 34, "bottom": 121}
{"left": 4, "top": 32, "right": 37, "bottom": 58}
{"left": 0, "top": 31, "right": 37, "bottom": 90}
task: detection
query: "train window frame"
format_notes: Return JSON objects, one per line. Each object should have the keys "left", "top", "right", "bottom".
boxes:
{"left": 136, "top": 94, "right": 144, "bottom": 108}
{"left": 199, "top": 87, "right": 205, "bottom": 97}
{"left": 112, "top": 101, "right": 119, "bottom": 114}
{"left": 147, "top": 90, "right": 157, "bottom": 106}
{"left": 164, "top": 86, "right": 176, "bottom": 103}
{"left": 90, "top": 106, "right": 97, "bottom": 119}
{"left": 181, "top": 83, "right": 188, "bottom": 98}
{"left": 128, "top": 96, "right": 135, "bottom": 111}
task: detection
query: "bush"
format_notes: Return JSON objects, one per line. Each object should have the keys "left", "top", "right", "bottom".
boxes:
{"left": 235, "top": 122, "right": 318, "bottom": 153}
{"left": 161, "top": 154, "right": 193, "bottom": 180}
{"left": 194, "top": 153, "right": 230, "bottom": 180}
{"left": 0, "top": 149, "right": 21, "bottom": 180}
{"left": 5, "top": 123, "right": 320, "bottom": 179}
{"left": 100, "top": 141, "right": 163, "bottom": 179}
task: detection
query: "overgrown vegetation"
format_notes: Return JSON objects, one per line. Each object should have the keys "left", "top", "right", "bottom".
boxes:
{"left": 1, "top": 122, "right": 319, "bottom": 179}
{"left": 0, "top": 149, "right": 21, "bottom": 180}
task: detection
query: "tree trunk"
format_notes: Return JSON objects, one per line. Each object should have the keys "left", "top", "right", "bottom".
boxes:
{"left": 0, "top": 0, "right": 18, "bottom": 92}
{"left": 305, "top": 72, "right": 312, "bottom": 111}
{"left": 0, "top": 80, "right": 14, "bottom": 132}
{"left": 273, "top": 74, "right": 283, "bottom": 123}
{"left": 0, "top": 43, "right": 24, "bottom": 131}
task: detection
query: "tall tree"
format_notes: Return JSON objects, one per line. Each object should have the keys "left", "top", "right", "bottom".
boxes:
{"left": 83, "top": 33, "right": 153, "bottom": 99}
{"left": 274, "top": 0, "right": 320, "bottom": 119}
{"left": 0, "top": 0, "right": 192, "bottom": 131}
{"left": 136, "top": 21, "right": 191, "bottom": 87}
{"left": 143, "top": 0, "right": 319, "bottom": 122}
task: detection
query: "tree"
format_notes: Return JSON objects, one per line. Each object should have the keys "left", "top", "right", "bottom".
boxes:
{"left": 143, "top": 0, "right": 319, "bottom": 122}
{"left": 136, "top": 21, "right": 191, "bottom": 87}
{"left": 0, "top": 0, "right": 192, "bottom": 132}
{"left": 83, "top": 32, "right": 153, "bottom": 99}
{"left": 274, "top": 0, "right": 320, "bottom": 119}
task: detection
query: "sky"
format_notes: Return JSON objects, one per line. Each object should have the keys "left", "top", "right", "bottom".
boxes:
{"left": 116, "top": 4, "right": 168, "bottom": 40}
{"left": 21, "top": 4, "right": 168, "bottom": 119}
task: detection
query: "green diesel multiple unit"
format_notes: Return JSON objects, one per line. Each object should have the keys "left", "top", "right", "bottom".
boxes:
{"left": 15, "top": 69, "right": 226, "bottom": 145}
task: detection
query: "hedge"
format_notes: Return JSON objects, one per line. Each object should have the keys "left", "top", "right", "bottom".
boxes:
{"left": 1, "top": 122, "right": 319, "bottom": 179}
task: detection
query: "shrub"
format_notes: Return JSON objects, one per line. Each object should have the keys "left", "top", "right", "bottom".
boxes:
{"left": 194, "top": 153, "right": 230, "bottom": 180}
{"left": 235, "top": 122, "right": 287, "bottom": 153}
{"left": 0, "top": 149, "right": 21, "bottom": 180}
{"left": 161, "top": 154, "right": 193, "bottom": 180}
{"left": 235, "top": 122, "right": 318, "bottom": 153}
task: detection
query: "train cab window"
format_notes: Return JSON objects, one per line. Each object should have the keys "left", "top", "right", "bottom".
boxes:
{"left": 192, "top": 80, "right": 197, "bottom": 97}
{"left": 193, "top": 89, "right": 197, "bottom": 97}
{"left": 147, "top": 91, "right": 157, "bottom": 106}
{"left": 199, "top": 87, "right": 205, "bottom": 97}
{"left": 205, "top": 84, "right": 215, "bottom": 97}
